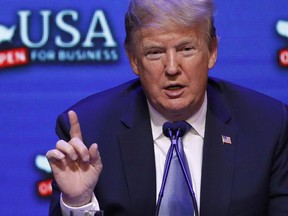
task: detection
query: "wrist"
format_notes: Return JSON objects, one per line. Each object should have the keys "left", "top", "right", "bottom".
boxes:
{"left": 62, "top": 192, "right": 93, "bottom": 207}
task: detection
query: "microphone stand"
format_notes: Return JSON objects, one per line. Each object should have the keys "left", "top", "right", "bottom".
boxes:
{"left": 155, "top": 127, "right": 199, "bottom": 216}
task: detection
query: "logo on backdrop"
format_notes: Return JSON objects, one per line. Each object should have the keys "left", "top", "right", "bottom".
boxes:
{"left": 0, "top": 9, "right": 119, "bottom": 69}
{"left": 276, "top": 20, "right": 288, "bottom": 67}
{"left": 35, "top": 154, "right": 53, "bottom": 197}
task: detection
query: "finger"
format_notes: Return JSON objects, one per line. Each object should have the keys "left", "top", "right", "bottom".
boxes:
{"left": 46, "top": 149, "right": 72, "bottom": 176}
{"left": 68, "top": 110, "right": 83, "bottom": 141}
{"left": 56, "top": 140, "right": 78, "bottom": 161}
{"left": 89, "top": 143, "right": 102, "bottom": 168}
{"left": 46, "top": 149, "right": 65, "bottom": 162}
{"left": 69, "top": 137, "right": 90, "bottom": 162}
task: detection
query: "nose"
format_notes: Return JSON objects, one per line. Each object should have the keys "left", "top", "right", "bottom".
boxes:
{"left": 165, "top": 49, "right": 178, "bottom": 75}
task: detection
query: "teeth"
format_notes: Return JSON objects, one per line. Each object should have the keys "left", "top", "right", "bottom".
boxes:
{"left": 168, "top": 86, "right": 181, "bottom": 90}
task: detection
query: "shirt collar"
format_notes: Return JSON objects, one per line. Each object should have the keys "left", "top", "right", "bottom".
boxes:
{"left": 148, "top": 92, "right": 207, "bottom": 141}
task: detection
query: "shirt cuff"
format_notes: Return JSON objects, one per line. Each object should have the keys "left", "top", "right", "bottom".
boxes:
{"left": 60, "top": 193, "right": 100, "bottom": 216}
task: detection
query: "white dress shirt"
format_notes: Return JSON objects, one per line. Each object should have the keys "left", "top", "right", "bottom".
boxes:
{"left": 61, "top": 93, "right": 207, "bottom": 216}
{"left": 148, "top": 93, "right": 207, "bottom": 212}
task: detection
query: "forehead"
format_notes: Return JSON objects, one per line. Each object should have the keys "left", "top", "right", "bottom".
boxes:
{"left": 133, "top": 25, "right": 205, "bottom": 47}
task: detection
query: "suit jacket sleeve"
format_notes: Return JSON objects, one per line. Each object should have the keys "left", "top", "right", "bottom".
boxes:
{"left": 269, "top": 103, "right": 288, "bottom": 215}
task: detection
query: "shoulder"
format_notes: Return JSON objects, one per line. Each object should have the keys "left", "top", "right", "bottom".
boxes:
{"left": 208, "top": 77, "right": 286, "bottom": 109}
{"left": 207, "top": 77, "right": 288, "bottom": 128}
{"left": 68, "top": 78, "right": 142, "bottom": 112}
{"left": 55, "top": 78, "right": 143, "bottom": 139}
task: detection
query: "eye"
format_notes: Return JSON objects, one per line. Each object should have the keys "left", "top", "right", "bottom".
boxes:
{"left": 145, "top": 50, "right": 163, "bottom": 60}
{"left": 178, "top": 44, "right": 198, "bottom": 57}
{"left": 180, "top": 46, "right": 196, "bottom": 54}
{"left": 183, "top": 46, "right": 194, "bottom": 51}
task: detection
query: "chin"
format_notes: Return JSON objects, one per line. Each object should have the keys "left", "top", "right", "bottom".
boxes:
{"left": 165, "top": 100, "right": 188, "bottom": 111}
{"left": 162, "top": 106, "right": 188, "bottom": 120}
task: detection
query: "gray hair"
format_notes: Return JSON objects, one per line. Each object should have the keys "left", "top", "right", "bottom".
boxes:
{"left": 124, "top": 0, "right": 216, "bottom": 50}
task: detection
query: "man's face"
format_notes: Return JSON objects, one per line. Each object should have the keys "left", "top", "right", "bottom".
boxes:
{"left": 127, "top": 25, "right": 218, "bottom": 121}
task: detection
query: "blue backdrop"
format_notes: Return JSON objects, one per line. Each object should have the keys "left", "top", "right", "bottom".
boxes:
{"left": 0, "top": 0, "right": 287, "bottom": 215}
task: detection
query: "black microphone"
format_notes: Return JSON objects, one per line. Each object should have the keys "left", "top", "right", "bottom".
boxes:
{"left": 163, "top": 121, "right": 190, "bottom": 139}
{"left": 156, "top": 121, "right": 199, "bottom": 216}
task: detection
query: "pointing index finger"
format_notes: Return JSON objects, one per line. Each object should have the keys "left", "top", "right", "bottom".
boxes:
{"left": 68, "top": 110, "right": 83, "bottom": 140}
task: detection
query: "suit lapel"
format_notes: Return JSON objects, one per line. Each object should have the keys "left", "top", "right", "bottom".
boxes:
{"left": 115, "top": 79, "right": 238, "bottom": 215}
{"left": 118, "top": 87, "right": 157, "bottom": 215}
{"left": 200, "top": 82, "right": 238, "bottom": 216}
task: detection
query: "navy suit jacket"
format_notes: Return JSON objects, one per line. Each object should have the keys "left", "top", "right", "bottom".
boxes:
{"left": 49, "top": 78, "right": 288, "bottom": 216}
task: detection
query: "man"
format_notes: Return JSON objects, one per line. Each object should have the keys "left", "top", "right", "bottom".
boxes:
{"left": 46, "top": 0, "right": 288, "bottom": 215}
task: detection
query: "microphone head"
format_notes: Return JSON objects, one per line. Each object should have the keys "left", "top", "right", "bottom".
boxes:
{"left": 162, "top": 121, "right": 191, "bottom": 138}
{"left": 174, "top": 121, "right": 190, "bottom": 137}
{"left": 163, "top": 122, "right": 174, "bottom": 137}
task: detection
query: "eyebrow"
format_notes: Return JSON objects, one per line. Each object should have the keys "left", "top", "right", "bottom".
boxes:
{"left": 142, "top": 45, "right": 164, "bottom": 52}
{"left": 176, "top": 39, "right": 200, "bottom": 48}
{"left": 142, "top": 38, "right": 200, "bottom": 51}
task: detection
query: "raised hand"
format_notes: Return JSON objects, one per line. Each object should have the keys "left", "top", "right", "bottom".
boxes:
{"left": 46, "top": 110, "right": 103, "bottom": 206}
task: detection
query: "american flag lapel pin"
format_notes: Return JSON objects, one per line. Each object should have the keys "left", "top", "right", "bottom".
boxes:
{"left": 222, "top": 135, "right": 232, "bottom": 145}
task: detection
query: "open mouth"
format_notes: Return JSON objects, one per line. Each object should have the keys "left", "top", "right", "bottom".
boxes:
{"left": 165, "top": 85, "right": 184, "bottom": 91}
{"left": 164, "top": 84, "right": 185, "bottom": 97}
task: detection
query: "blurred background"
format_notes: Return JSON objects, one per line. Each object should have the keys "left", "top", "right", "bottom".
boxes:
{"left": 0, "top": 0, "right": 287, "bottom": 215}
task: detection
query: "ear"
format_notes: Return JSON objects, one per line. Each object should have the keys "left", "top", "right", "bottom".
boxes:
{"left": 208, "top": 37, "right": 218, "bottom": 69}
{"left": 126, "top": 49, "right": 140, "bottom": 76}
